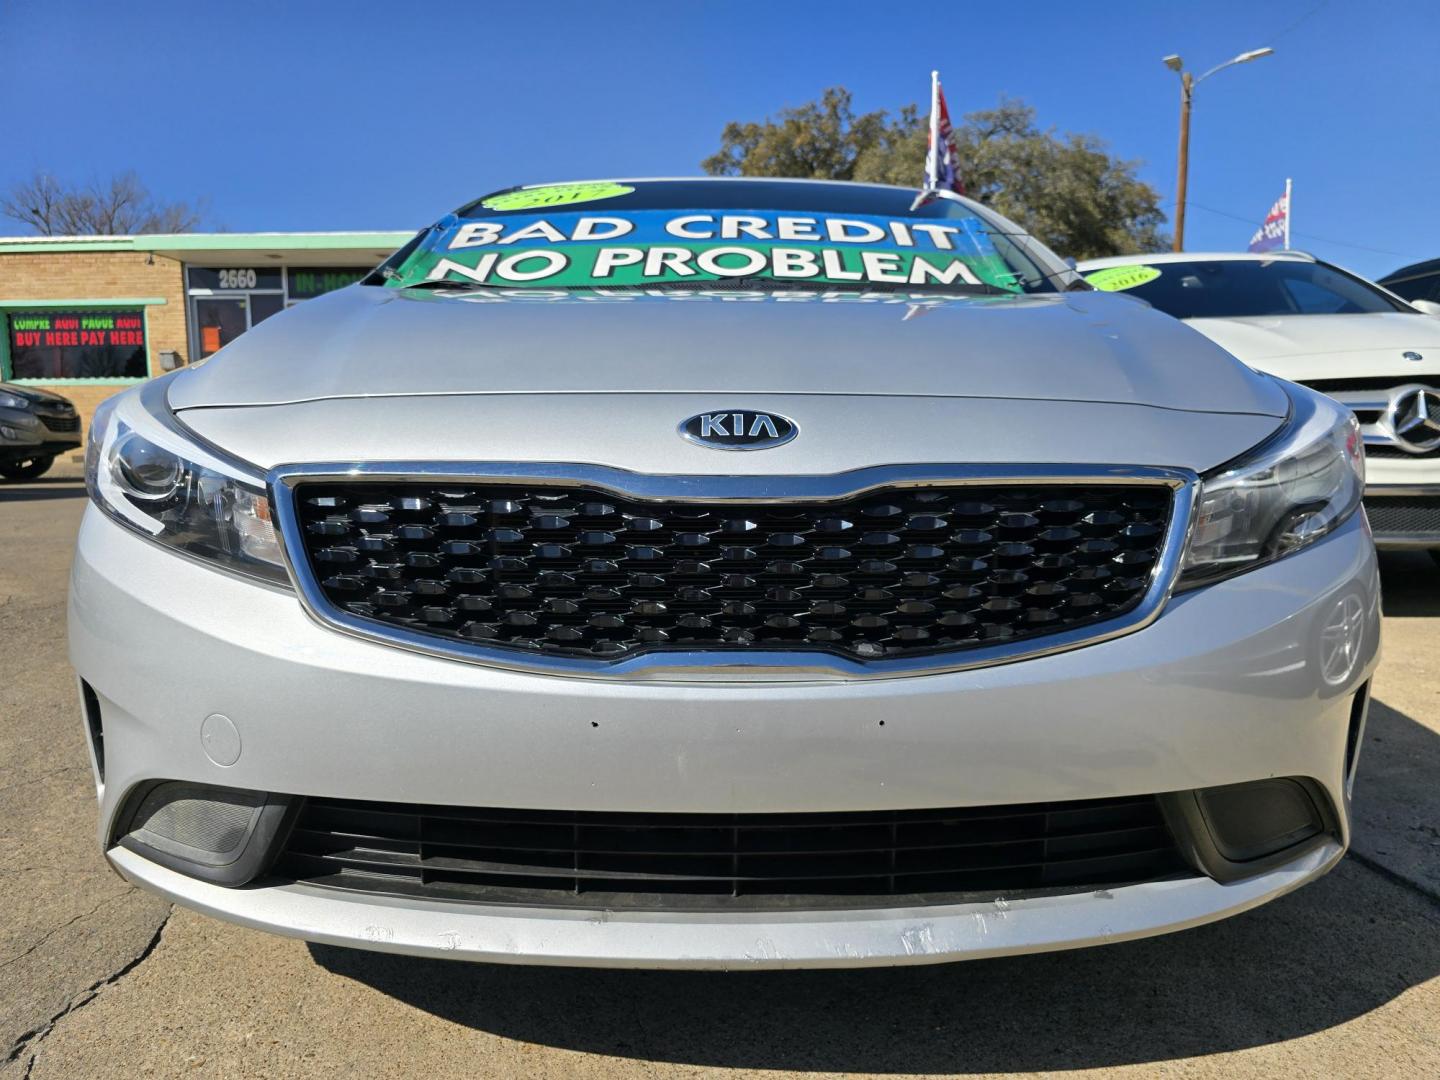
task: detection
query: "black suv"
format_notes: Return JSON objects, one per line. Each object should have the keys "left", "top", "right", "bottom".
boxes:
{"left": 0, "top": 382, "right": 82, "bottom": 480}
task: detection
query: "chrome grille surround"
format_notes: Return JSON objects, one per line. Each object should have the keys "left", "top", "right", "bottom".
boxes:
{"left": 269, "top": 463, "right": 1197, "bottom": 681}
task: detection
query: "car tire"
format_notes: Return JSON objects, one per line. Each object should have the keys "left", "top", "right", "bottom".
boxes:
{"left": 0, "top": 455, "right": 56, "bottom": 481}
{"left": 1430, "top": 550, "right": 1440, "bottom": 571}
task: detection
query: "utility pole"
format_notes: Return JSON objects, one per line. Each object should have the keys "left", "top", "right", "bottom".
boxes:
{"left": 1173, "top": 71, "right": 1193, "bottom": 253}
{"left": 1163, "top": 48, "right": 1274, "bottom": 252}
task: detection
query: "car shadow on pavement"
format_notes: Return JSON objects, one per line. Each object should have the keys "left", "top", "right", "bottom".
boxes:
{"left": 0, "top": 478, "right": 87, "bottom": 503}
{"left": 1377, "top": 551, "right": 1440, "bottom": 616}
{"left": 310, "top": 698, "right": 1440, "bottom": 1074}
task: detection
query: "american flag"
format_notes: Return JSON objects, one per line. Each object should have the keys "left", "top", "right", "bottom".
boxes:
{"left": 1248, "top": 182, "right": 1292, "bottom": 253}
{"left": 925, "top": 71, "right": 965, "bottom": 196}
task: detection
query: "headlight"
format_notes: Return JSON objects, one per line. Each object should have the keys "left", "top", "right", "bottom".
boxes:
{"left": 0, "top": 391, "right": 32, "bottom": 410}
{"left": 1180, "top": 385, "right": 1364, "bottom": 587}
{"left": 85, "top": 380, "right": 288, "bottom": 585}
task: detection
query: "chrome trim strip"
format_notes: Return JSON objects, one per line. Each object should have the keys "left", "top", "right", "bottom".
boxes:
{"left": 1339, "top": 398, "right": 1391, "bottom": 412}
{"left": 1365, "top": 485, "right": 1440, "bottom": 497}
{"left": 267, "top": 462, "right": 1197, "bottom": 682}
{"left": 1371, "top": 534, "right": 1440, "bottom": 550}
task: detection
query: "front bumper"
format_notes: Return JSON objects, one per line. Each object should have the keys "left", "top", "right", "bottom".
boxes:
{"left": 108, "top": 840, "right": 1343, "bottom": 969}
{"left": 72, "top": 507, "right": 1380, "bottom": 967}
{"left": 1356, "top": 449, "right": 1440, "bottom": 548}
{"left": 0, "top": 409, "right": 81, "bottom": 460}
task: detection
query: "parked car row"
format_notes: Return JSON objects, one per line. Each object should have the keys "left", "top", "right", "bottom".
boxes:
{"left": 1080, "top": 250, "right": 1440, "bottom": 560}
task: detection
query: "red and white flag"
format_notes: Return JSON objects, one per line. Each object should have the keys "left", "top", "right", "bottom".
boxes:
{"left": 924, "top": 71, "right": 965, "bottom": 195}
{"left": 1248, "top": 179, "right": 1292, "bottom": 253}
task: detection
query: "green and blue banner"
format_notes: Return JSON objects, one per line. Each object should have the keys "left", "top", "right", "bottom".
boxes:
{"left": 387, "top": 208, "right": 1023, "bottom": 292}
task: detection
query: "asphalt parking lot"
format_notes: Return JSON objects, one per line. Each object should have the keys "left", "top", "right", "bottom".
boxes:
{"left": 2, "top": 477, "right": 1437, "bottom": 1079}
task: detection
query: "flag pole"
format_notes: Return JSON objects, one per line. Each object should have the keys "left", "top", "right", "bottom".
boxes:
{"left": 1283, "top": 177, "right": 1292, "bottom": 250}
{"left": 928, "top": 70, "right": 941, "bottom": 189}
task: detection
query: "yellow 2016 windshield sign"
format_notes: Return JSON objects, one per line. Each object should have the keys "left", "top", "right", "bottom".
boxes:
{"left": 480, "top": 183, "right": 634, "bottom": 212}
{"left": 1084, "top": 264, "right": 1162, "bottom": 292}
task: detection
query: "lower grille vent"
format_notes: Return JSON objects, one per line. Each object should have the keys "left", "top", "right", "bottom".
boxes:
{"left": 1366, "top": 497, "right": 1440, "bottom": 536}
{"left": 1365, "top": 444, "right": 1439, "bottom": 459}
{"left": 276, "top": 794, "right": 1190, "bottom": 911}
{"left": 40, "top": 413, "right": 80, "bottom": 433}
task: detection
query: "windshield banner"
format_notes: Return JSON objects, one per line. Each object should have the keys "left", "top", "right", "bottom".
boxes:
{"left": 387, "top": 210, "right": 1022, "bottom": 292}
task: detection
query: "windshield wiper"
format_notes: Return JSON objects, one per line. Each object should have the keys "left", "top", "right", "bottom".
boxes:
{"left": 391, "top": 277, "right": 1018, "bottom": 297}
{"left": 392, "top": 278, "right": 499, "bottom": 291}
{"left": 723, "top": 277, "right": 1013, "bottom": 297}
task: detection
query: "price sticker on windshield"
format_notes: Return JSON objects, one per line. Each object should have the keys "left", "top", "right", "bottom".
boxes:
{"left": 1084, "top": 265, "right": 1162, "bottom": 292}
{"left": 481, "top": 183, "right": 634, "bottom": 212}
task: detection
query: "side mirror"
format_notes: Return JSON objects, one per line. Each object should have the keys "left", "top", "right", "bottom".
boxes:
{"left": 1409, "top": 298, "right": 1440, "bottom": 317}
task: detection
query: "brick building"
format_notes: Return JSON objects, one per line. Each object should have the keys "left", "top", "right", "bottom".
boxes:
{"left": 0, "top": 231, "right": 411, "bottom": 443}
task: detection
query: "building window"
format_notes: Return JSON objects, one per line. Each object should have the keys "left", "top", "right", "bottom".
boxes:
{"left": 185, "top": 265, "right": 369, "bottom": 359}
{"left": 186, "top": 267, "right": 284, "bottom": 291}
{"left": 194, "top": 298, "right": 248, "bottom": 358}
{"left": 7, "top": 309, "right": 147, "bottom": 379}
{"left": 286, "top": 267, "right": 369, "bottom": 300}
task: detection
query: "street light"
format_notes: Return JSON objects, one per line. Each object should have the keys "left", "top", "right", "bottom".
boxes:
{"left": 1165, "top": 47, "right": 1275, "bottom": 251}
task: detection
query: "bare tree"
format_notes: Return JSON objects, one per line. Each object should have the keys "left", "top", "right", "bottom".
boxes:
{"left": 1, "top": 171, "right": 205, "bottom": 235}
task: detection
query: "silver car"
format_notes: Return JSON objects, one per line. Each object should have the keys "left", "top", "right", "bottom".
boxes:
{"left": 72, "top": 178, "right": 1379, "bottom": 969}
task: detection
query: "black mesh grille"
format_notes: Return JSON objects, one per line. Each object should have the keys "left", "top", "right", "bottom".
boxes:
{"left": 276, "top": 795, "right": 1190, "bottom": 910}
{"left": 290, "top": 480, "right": 1172, "bottom": 662}
{"left": 39, "top": 413, "right": 80, "bottom": 433}
{"left": 1363, "top": 444, "right": 1439, "bottom": 459}
{"left": 1366, "top": 496, "right": 1440, "bottom": 535}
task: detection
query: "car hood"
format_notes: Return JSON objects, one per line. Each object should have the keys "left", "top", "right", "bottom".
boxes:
{"left": 1184, "top": 312, "right": 1440, "bottom": 381}
{"left": 180, "top": 391, "right": 1284, "bottom": 476}
{"left": 168, "top": 285, "right": 1288, "bottom": 417}
{"left": 0, "top": 382, "right": 72, "bottom": 406}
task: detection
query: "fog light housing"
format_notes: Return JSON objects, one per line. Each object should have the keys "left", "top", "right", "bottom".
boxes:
{"left": 1160, "top": 777, "right": 1334, "bottom": 883}
{"left": 1196, "top": 779, "right": 1324, "bottom": 862}
{"left": 117, "top": 781, "right": 298, "bottom": 886}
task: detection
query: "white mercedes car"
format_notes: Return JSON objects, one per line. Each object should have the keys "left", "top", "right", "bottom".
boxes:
{"left": 71, "top": 180, "right": 1378, "bottom": 969}
{"left": 1080, "top": 251, "right": 1440, "bottom": 555}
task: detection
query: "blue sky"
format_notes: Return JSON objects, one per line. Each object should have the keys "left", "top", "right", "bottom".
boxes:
{"left": 1, "top": 0, "right": 1435, "bottom": 279}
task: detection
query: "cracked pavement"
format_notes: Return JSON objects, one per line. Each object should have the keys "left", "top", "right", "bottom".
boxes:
{"left": 2, "top": 478, "right": 1437, "bottom": 1078}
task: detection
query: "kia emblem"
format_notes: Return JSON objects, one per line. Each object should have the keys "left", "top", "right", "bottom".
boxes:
{"left": 679, "top": 410, "right": 798, "bottom": 451}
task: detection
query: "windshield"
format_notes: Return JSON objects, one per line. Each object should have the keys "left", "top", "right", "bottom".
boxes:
{"left": 380, "top": 180, "right": 1068, "bottom": 296}
{"left": 1083, "top": 258, "right": 1410, "bottom": 318}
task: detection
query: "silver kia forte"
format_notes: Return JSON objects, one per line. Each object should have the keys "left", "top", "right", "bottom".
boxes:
{"left": 71, "top": 178, "right": 1380, "bottom": 968}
